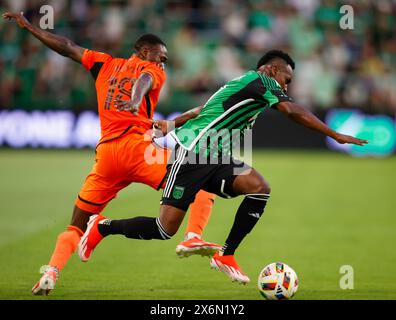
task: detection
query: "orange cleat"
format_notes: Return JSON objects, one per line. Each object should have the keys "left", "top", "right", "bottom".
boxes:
{"left": 78, "top": 214, "right": 107, "bottom": 262}
{"left": 176, "top": 237, "right": 221, "bottom": 258}
{"left": 32, "top": 265, "right": 59, "bottom": 296}
{"left": 210, "top": 252, "right": 250, "bottom": 284}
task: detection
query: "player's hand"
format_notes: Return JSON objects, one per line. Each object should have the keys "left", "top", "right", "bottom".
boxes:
{"left": 115, "top": 100, "right": 139, "bottom": 114}
{"left": 153, "top": 120, "right": 174, "bottom": 135}
{"left": 334, "top": 133, "right": 368, "bottom": 146}
{"left": 2, "top": 12, "right": 30, "bottom": 29}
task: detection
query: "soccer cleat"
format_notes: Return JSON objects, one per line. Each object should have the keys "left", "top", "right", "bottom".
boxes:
{"left": 78, "top": 214, "right": 107, "bottom": 262}
{"left": 32, "top": 265, "right": 59, "bottom": 296}
{"left": 176, "top": 237, "right": 222, "bottom": 258}
{"left": 210, "top": 252, "right": 250, "bottom": 284}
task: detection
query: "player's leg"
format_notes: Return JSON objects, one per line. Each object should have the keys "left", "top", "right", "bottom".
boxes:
{"left": 32, "top": 206, "right": 91, "bottom": 296}
{"left": 83, "top": 178, "right": 200, "bottom": 244}
{"left": 79, "top": 204, "right": 186, "bottom": 254}
{"left": 32, "top": 142, "right": 119, "bottom": 295}
{"left": 79, "top": 194, "right": 219, "bottom": 260}
{"left": 209, "top": 164, "right": 270, "bottom": 284}
{"left": 127, "top": 138, "right": 220, "bottom": 257}
{"left": 47, "top": 206, "right": 90, "bottom": 270}
{"left": 32, "top": 204, "right": 111, "bottom": 295}
{"left": 78, "top": 145, "right": 213, "bottom": 259}
{"left": 221, "top": 167, "right": 270, "bottom": 255}
{"left": 77, "top": 135, "right": 173, "bottom": 261}
{"left": 186, "top": 191, "right": 215, "bottom": 238}
{"left": 176, "top": 191, "right": 221, "bottom": 257}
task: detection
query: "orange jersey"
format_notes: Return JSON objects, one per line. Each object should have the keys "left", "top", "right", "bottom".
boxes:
{"left": 81, "top": 50, "right": 166, "bottom": 144}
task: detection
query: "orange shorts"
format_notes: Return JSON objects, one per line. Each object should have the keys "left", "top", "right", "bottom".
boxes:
{"left": 75, "top": 133, "right": 170, "bottom": 214}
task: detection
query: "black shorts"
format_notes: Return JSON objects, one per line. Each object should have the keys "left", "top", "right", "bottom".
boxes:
{"left": 161, "top": 145, "right": 251, "bottom": 211}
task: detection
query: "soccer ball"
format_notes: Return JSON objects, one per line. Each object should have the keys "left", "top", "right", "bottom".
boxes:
{"left": 258, "top": 262, "right": 298, "bottom": 300}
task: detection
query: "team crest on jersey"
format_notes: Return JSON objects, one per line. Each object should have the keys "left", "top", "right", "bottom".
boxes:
{"left": 173, "top": 186, "right": 185, "bottom": 200}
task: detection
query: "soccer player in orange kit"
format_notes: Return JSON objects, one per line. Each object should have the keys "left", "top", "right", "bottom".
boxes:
{"left": 2, "top": 11, "right": 219, "bottom": 296}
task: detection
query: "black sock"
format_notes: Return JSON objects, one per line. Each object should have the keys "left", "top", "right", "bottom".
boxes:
{"left": 98, "top": 217, "right": 172, "bottom": 240}
{"left": 222, "top": 194, "right": 269, "bottom": 255}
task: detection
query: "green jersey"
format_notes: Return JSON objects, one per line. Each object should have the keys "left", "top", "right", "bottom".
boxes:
{"left": 170, "top": 71, "right": 292, "bottom": 156}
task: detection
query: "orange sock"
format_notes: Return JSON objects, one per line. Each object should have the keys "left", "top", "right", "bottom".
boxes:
{"left": 186, "top": 190, "right": 215, "bottom": 238}
{"left": 48, "top": 225, "right": 83, "bottom": 271}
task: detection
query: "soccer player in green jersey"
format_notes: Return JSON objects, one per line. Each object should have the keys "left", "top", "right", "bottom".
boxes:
{"left": 81, "top": 50, "right": 368, "bottom": 284}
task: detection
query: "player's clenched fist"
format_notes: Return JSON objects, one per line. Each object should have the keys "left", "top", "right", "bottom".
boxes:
{"left": 2, "top": 12, "right": 31, "bottom": 29}
{"left": 114, "top": 99, "right": 139, "bottom": 114}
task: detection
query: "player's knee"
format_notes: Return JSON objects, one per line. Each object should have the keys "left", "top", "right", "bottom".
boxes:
{"left": 249, "top": 176, "right": 271, "bottom": 195}
{"left": 159, "top": 218, "right": 180, "bottom": 239}
{"left": 162, "top": 224, "right": 179, "bottom": 238}
{"left": 261, "top": 180, "right": 271, "bottom": 195}
{"left": 159, "top": 207, "right": 185, "bottom": 238}
{"left": 156, "top": 225, "right": 176, "bottom": 240}
{"left": 70, "top": 206, "right": 93, "bottom": 232}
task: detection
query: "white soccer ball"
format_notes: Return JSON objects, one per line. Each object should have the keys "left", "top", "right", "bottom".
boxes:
{"left": 258, "top": 262, "right": 299, "bottom": 300}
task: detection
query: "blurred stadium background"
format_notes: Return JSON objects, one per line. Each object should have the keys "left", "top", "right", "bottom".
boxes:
{"left": 0, "top": 0, "right": 395, "bottom": 300}
{"left": 0, "top": 0, "right": 395, "bottom": 154}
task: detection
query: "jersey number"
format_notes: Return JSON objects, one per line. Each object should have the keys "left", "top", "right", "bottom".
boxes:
{"left": 104, "top": 76, "right": 136, "bottom": 110}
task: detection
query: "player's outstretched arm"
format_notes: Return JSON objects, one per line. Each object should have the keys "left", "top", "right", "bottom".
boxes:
{"left": 276, "top": 101, "right": 368, "bottom": 146}
{"left": 2, "top": 11, "right": 85, "bottom": 63}
{"left": 153, "top": 106, "right": 203, "bottom": 135}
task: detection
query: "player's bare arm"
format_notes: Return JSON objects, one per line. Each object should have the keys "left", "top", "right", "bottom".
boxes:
{"left": 174, "top": 106, "right": 203, "bottom": 128}
{"left": 115, "top": 73, "right": 153, "bottom": 114}
{"left": 276, "top": 101, "right": 368, "bottom": 146}
{"left": 2, "top": 11, "right": 85, "bottom": 63}
{"left": 154, "top": 106, "right": 203, "bottom": 135}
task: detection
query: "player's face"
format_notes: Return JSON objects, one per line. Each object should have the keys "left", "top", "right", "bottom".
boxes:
{"left": 274, "top": 64, "right": 293, "bottom": 92}
{"left": 146, "top": 44, "right": 168, "bottom": 66}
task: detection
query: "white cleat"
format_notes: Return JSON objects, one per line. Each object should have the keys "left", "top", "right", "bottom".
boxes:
{"left": 78, "top": 214, "right": 106, "bottom": 262}
{"left": 210, "top": 252, "right": 250, "bottom": 285}
{"left": 32, "top": 265, "right": 59, "bottom": 296}
{"left": 176, "top": 237, "right": 221, "bottom": 258}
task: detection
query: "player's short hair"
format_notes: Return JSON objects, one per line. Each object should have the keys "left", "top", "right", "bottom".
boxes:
{"left": 134, "top": 34, "right": 167, "bottom": 51}
{"left": 257, "top": 50, "right": 295, "bottom": 70}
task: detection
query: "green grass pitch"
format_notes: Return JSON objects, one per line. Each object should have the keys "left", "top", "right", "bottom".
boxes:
{"left": 0, "top": 149, "right": 395, "bottom": 300}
